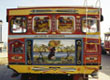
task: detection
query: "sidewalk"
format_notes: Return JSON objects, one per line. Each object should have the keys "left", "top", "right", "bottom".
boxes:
{"left": 89, "top": 72, "right": 110, "bottom": 80}
{"left": 0, "top": 51, "right": 8, "bottom": 65}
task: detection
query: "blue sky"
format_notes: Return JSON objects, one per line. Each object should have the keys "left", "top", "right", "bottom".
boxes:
{"left": 0, "top": 0, "right": 109, "bottom": 43}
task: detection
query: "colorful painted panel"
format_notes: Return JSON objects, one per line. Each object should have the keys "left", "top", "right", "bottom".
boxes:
{"left": 57, "top": 16, "right": 74, "bottom": 33}
{"left": 82, "top": 17, "right": 98, "bottom": 33}
{"left": 33, "top": 16, "right": 50, "bottom": 33}
{"left": 9, "top": 40, "right": 24, "bottom": 54}
{"left": 10, "top": 17, "right": 27, "bottom": 33}
{"left": 8, "top": 54, "right": 25, "bottom": 63}
{"left": 85, "top": 44, "right": 98, "bottom": 52}
{"left": 33, "top": 39, "right": 76, "bottom": 64}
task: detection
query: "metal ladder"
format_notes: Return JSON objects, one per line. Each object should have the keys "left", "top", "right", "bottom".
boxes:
{"left": 83, "top": 0, "right": 101, "bottom": 80}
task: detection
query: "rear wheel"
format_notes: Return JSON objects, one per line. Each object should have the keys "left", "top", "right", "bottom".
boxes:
{"left": 21, "top": 74, "right": 88, "bottom": 80}
{"left": 21, "top": 74, "right": 35, "bottom": 80}
{"left": 21, "top": 74, "right": 28, "bottom": 80}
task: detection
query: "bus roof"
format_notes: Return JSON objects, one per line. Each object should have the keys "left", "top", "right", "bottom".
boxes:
{"left": 17, "top": 6, "right": 97, "bottom": 8}
{"left": 7, "top": 6, "right": 101, "bottom": 16}
{"left": 8, "top": 6, "right": 101, "bottom": 10}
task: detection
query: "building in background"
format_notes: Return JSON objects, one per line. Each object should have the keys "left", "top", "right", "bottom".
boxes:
{"left": 0, "top": 20, "right": 3, "bottom": 53}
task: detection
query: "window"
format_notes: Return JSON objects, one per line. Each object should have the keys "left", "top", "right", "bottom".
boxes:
{"left": 33, "top": 16, "right": 50, "bottom": 33}
{"left": 57, "top": 16, "right": 75, "bottom": 33}
{"left": 82, "top": 17, "right": 98, "bottom": 33}
{"left": 10, "top": 16, "right": 27, "bottom": 33}
{"left": 105, "top": 35, "right": 110, "bottom": 41}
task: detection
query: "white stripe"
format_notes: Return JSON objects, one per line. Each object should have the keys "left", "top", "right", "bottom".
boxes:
{"left": 8, "top": 35, "right": 100, "bottom": 39}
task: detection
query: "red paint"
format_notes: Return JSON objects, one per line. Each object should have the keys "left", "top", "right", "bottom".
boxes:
{"left": 83, "top": 38, "right": 101, "bottom": 54}
{"left": 83, "top": 54, "right": 101, "bottom": 64}
{"left": 8, "top": 54, "right": 25, "bottom": 63}
{"left": 8, "top": 11, "right": 99, "bottom": 35}
{"left": 73, "top": 74, "right": 83, "bottom": 80}
{"left": 8, "top": 38, "right": 25, "bottom": 63}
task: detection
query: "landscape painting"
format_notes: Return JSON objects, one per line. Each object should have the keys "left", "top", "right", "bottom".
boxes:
{"left": 33, "top": 39, "right": 76, "bottom": 64}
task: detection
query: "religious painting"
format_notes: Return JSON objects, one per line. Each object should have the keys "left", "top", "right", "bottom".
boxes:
{"left": 33, "top": 16, "right": 50, "bottom": 33}
{"left": 57, "top": 16, "right": 74, "bottom": 33}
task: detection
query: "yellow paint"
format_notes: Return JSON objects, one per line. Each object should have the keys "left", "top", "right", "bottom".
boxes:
{"left": 9, "top": 65, "right": 100, "bottom": 74}
{"left": 51, "top": 32, "right": 56, "bottom": 34}
{"left": 8, "top": 8, "right": 100, "bottom": 16}
{"left": 28, "top": 16, "right": 32, "bottom": 19}
{"left": 86, "top": 32, "right": 100, "bottom": 35}
{"left": 76, "top": 16, "right": 80, "bottom": 18}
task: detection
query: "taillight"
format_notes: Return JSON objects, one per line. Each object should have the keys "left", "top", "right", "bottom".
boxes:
{"left": 86, "top": 57, "right": 98, "bottom": 61}
{"left": 84, "top": 55, "right": 100, "bottom": 65}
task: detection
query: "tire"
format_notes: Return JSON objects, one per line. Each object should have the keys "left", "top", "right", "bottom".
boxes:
{"left": 21, "top": 74, "right": 29, "bottom": 80}
{"left": 101, "top": 46, "right": 106, "bottom": 54}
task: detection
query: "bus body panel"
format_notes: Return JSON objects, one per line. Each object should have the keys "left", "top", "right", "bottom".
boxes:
{"left": 7, "top": 7, "right": 102, "bottom": 77}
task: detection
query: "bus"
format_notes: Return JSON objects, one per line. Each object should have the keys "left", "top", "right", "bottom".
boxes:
{"left": 7, "top": 6, "right": 103, "bottom": 80}
{"left": 104, "top": 32, "right": 110, "bottom": 55}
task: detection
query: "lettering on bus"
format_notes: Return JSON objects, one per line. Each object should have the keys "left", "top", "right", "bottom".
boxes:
{"left": 30, "top": 9, "right": 78, "bottom": 14}
{"left": 34, "top": 35, "right": 65, "bottom": 38}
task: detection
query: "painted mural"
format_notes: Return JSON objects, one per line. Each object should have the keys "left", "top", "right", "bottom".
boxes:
{"left": 33, "top": 16, "right": 50, "bottom": 33}
{"left": 33, "top": 39, "right": 76, "bottom": 64}
{"left": 57, "top": 16, "right": 74, "bottom": 33}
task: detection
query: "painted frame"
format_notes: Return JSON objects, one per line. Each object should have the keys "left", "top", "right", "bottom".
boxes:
{"left": 25, "top": 38, "right": 83, "bottom": 65}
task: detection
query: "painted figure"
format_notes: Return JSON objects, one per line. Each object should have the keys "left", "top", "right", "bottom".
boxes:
{"left": 48, "top": 47, "right": 56, "bottom": 60}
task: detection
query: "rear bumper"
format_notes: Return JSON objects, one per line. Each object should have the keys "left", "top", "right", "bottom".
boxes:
{"left": 8, "top": 65, "right": 101, "bottom": 75}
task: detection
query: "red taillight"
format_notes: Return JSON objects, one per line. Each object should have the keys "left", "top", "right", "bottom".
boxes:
{"left": 84, "top": 55, "right": 101, "bottom": 64}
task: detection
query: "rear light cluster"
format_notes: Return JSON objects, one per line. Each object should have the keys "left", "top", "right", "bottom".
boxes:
{"left": 84, "top": 55, "right": 100, "bottom": 65}
{"left": 86, "top": 57, "right": 98, "bottom": 61}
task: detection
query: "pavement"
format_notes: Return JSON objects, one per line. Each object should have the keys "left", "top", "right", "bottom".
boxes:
{"left": 0, "top": 51, "right": 8, "bottom": 58}
{"left": 0, "top": 51, "right": 8, "bottom": 65}
{"left": 0, "top": 66, "right": 21, "bottom": 80}
{"left": 0, "top": 54, "right": 110, "bottom": 80}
